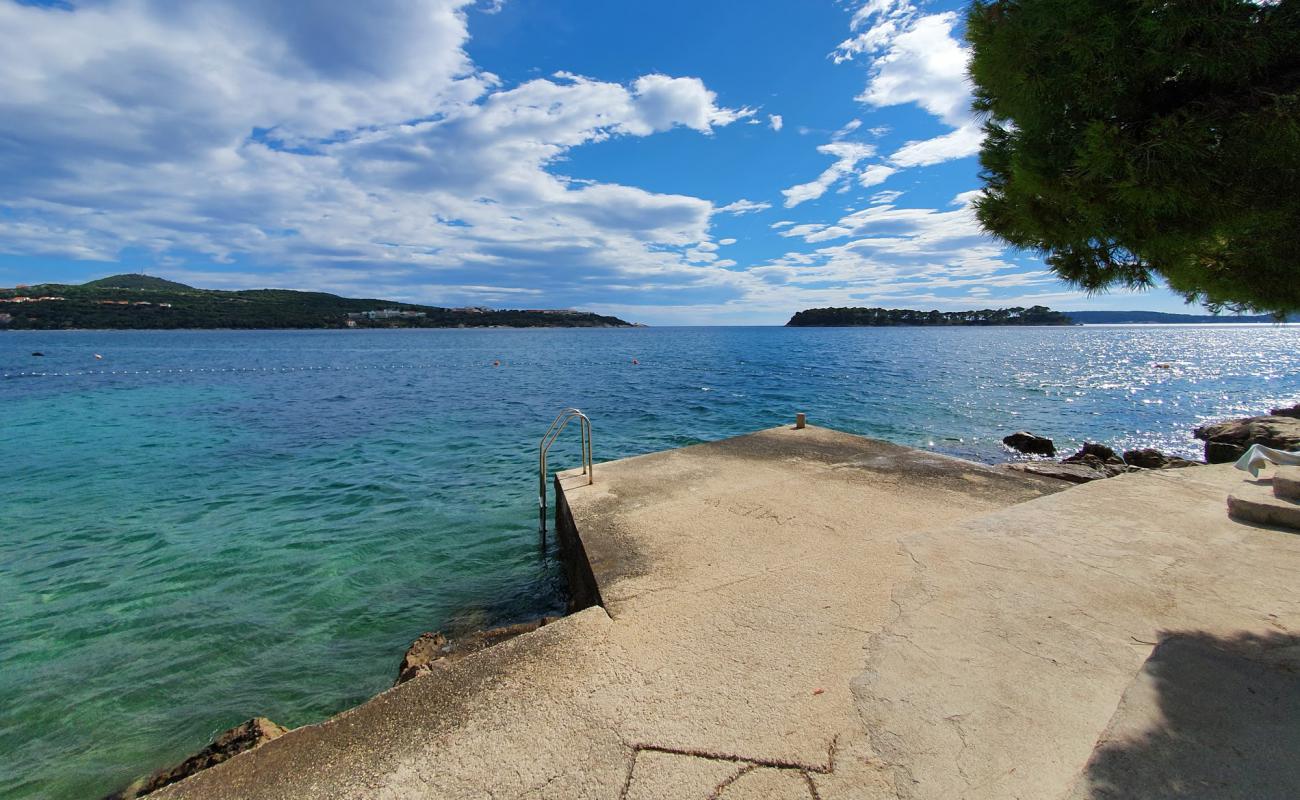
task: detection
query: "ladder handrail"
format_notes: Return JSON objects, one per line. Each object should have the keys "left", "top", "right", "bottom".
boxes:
{"left": 538, "top": 408, "right": 592, "bottom": 533}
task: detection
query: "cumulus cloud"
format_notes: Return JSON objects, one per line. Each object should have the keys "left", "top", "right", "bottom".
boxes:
{"left": 851, "top": 12, "right": 972, "bottom": 127}
{"left": 0, "top": 0, "right": 753, "bottom": 304}
{"left": 829, "top": 2, "right": 982, "bottom": 182}
{"left": 768, "top": 114, "right": 784, "bottom": 132}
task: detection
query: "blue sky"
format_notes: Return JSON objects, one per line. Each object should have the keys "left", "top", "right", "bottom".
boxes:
{"left": 1, "top": 0, "right": 1205, "bottom": 324}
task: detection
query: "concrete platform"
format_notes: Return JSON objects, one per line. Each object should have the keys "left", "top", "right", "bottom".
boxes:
{"left": 1275, "top": 466, "right": 1300, "bottom": 501}
{"left": 1228, "top": 477, "right": 1300, "bottom": 531}
{"left": 153, "top": 425, "right": 1300, "bottom": 799}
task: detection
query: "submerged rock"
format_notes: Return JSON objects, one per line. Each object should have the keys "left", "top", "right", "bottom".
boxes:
{"left": 1194, "top": 413, "right": 1300, "bottom": 464}
{"left": 105, "top": 717, "right": 288, "bottom": 799}
{"left": 395, "top": 617, "right": 559, "bottom": 685}
{"left": 1003, "top": 431, "right": 1055, "bottom": 456}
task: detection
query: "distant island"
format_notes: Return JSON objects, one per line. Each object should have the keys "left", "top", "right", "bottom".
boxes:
{"left": 786, "top": 306, "right": 1072, "bottom": 327}
{"left": 0, "top": 274, "right": 634, "bottom": 330}
{"left": 786, "top": 306, "right": 1296, "bottom": 327}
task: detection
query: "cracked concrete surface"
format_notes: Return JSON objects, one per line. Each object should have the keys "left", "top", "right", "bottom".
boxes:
{"left": 153, "top": 426, "right": 1300, "bottom": 799}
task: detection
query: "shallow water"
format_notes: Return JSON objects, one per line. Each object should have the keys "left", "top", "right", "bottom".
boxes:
{"left": 2, "top": 325, "right": 1297, "bottom": 799}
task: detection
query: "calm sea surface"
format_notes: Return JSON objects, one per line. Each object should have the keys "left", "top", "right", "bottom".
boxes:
{"left": 2, "top": 325, "right": 1298, "bottom": 799}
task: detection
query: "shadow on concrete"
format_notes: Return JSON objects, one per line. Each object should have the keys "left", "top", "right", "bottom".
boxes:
{"left": 1078, "top": 630, "right": 1300, "bottom": 799}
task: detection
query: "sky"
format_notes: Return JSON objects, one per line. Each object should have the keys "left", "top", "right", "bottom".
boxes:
{"left": 0, "top": 0, "right": 1209, "bottom": 324}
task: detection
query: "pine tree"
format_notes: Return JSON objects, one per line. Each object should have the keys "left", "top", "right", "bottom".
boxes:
{"left": 967, "top": 0, "right": 1300, "bottom": 314}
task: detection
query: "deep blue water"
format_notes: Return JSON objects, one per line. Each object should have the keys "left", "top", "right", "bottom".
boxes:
{"left": 2, "top": 325, "right": 1298, "bottom": 799}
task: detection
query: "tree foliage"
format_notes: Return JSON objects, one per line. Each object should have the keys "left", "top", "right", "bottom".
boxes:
{"left": 966, "top": 0, "right": 1300, "bottom": 314}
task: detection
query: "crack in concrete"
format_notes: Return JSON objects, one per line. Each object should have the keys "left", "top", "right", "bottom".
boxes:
{"left": 706, "top": 764, "right": 756, "bottom": 799}
{"left": 802, "top": 769, "right": 823, "bottom": 800}
{"left": 619, "top": 736, "right": 842, "bottom": 798}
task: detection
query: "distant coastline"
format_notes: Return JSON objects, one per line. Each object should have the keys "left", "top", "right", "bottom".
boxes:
{"left": 786, "top": 305, "right": 1071, "bottom": 327}
{"left": 786, "top": 305, "right": 1295, "bottom": 327}
{"left": 0, "top": 274, "right": 635, "bottom": 330}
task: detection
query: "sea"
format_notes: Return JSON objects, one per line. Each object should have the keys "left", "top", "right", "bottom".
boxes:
{"left": 2, "top": 325, "right": 1297, "bottom": 799}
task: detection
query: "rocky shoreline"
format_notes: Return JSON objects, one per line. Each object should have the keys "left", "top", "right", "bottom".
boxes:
{"left": 1002, "top": 401, "right": 1300, "bottom": 483}
{"left": 103, "top": 616, "right": 559, "bottom": 799}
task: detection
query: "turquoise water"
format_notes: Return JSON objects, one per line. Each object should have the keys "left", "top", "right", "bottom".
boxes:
{"left": 2, "top": 325, "right": 1298, "bottom": 799}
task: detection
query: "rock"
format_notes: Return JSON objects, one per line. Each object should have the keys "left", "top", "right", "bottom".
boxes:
{"left": 1005, "top": 461, "right": 1110, "bottom": 484}
{"left": 1063, "top": 442, "right": 1121, "bottom": 464}
{"left": 395, "top": 617, "right": 559, "bottom": 685}
{"left": 396, "top": 631, "right": 449, "bottom": 683}
{"left": 1194, "top": 413, "right": 1300, "bottom": 463}
{"left": 105, "top": 717, "right": 288, "bottom": 799}
{"left": 1270, "top": 403, "right": 1300, "bottom": 419}
{"left": 1003, "top": 431, "right": 1055, "bottom": 456}
{"left": 1205, "top": 441, "right": 1247, "bottom": 464}
{"left": 1122, "top": 448, "right": 1199, "bottom": 470}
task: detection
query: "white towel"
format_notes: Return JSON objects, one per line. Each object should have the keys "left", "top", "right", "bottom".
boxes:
{"left": 1233, "top": 443, "right": 1300, "bottom": 478}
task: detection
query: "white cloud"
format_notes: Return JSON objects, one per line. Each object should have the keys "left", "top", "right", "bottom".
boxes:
{"left": 0, "top": 0, "right": 758, "bottom": 305}
{"left": 726, "top": 187, "right": 1068, "bottom": 318}
{"left": 829, "top": 3, "right": 983, "bottom": 183}
{"left": 857, "top": 164, "right": 898, "bottom": 187}
{"left": 626, "top": 74, "right": 754, "bottom": 134}
{"left": 780, "top": 142, "right": 876, "bottom": 207}
{"left": 888, "top": 123, "right": 983, "bottom": 168}
{"left": 854, "top": 12, "right": 972, "bottom": 127}
{"left": 833, "top": 119, "right": 863, "bottom": 139}
{"left": 768, "top": 114, "right": 784, "bottom": 132}
{"left": 716, "top": 199, "right": 772, "bottom": 215}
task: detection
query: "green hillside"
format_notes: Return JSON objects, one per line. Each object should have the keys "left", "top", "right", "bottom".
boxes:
{"left": 0, "top": 274, "right": 633, "bottom": 330}
{"left": 82, "top": 274, "right": 196, "bottom": 291}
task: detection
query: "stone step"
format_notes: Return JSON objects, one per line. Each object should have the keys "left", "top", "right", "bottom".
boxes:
{"left": 1228, "top": 480, "right": 1300, "bottom": 531}
{"left": 1274, "top": 466, "right": 1300, "bottom": 502}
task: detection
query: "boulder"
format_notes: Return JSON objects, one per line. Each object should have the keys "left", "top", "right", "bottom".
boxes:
{"left": 1122, "top": 448, "right": 1199, "bottom": 470}
{"left": 1205, "top": 441, "right": 1247, "bottom": 464}
{"left": 1270, "top": 402, "right": 1300, "bottom": 419}
{"left": 105, "top": 718, "right": 288, "bottom": 799}
{"left": 1063, "top": 442, "right": 1121, "bottom": 464}
{"left": 1194, "top": 414, "right": 1300, "bottom": 464}
{"left": 1003, "top": 431, "right": 1056, "bottom": 456}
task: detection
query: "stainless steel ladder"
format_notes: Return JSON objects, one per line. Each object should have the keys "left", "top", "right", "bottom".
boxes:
{"left": 538, "top": 408, "right": 592, "bottom": 533}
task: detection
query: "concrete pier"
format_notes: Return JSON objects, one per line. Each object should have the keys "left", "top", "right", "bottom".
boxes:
{"left": 156, "top": 425, "right": 1300, "bottom": 799}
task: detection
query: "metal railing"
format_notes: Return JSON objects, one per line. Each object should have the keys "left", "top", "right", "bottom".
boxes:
{"left": 538, "top": 408, "right": 592, "bottom": 533}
